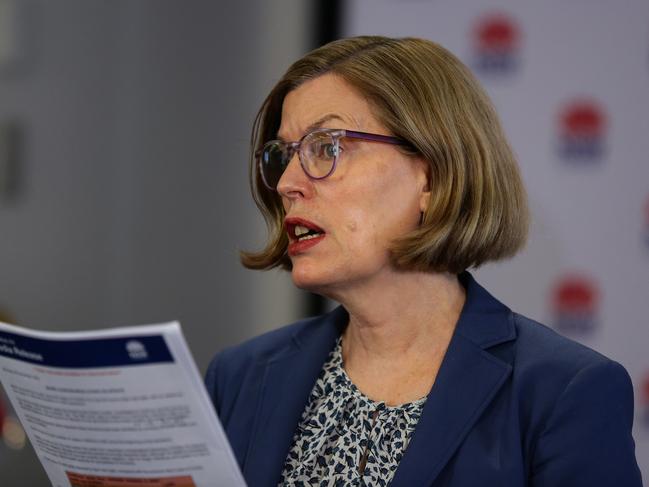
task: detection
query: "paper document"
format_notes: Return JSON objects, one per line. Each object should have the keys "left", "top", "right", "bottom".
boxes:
{"left": 0, "top": 320, "right": 246, "bottom": 487}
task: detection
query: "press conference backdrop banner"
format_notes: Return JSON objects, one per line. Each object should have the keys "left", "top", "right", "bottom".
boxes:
{"left": 343, "top": 0, "right": 649, "bottom": 478}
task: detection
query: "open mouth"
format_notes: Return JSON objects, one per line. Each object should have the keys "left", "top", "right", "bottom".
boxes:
{"left": 293, "top": 224, "right": 324, "bottom": 241}
{"left": 285, "top": 218, "right": 326, "bottom": 242}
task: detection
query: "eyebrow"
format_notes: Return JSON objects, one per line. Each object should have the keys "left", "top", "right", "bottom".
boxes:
{"left": 277, "top": 113, "right": 347, "bottom": 141}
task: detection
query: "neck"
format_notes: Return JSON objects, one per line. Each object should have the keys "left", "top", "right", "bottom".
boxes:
{"left": 328, "top": 270, "right": 466, "bottom": 361}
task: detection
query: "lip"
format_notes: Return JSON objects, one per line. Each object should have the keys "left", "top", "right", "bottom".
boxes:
{"left": 284, "top": 217, "right": 326, "bottom": 256}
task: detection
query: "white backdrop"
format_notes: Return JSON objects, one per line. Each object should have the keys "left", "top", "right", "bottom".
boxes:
{"left": 344, "top": 0, "right": 649, "bottom": 478}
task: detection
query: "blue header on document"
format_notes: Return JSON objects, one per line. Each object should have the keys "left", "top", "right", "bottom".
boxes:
{"left": 0, "top": 330, "right": 174, "bottom": 368}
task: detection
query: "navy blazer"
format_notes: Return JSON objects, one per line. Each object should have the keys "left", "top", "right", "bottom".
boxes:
{"left": 205, "top": 273, "right": 642, "bottom": 486}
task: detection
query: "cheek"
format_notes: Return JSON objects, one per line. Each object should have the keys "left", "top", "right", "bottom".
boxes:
{"left": 345, "top": 220, "right": 358, "bottom": 233}
{"left": 329, "top": 160, "right": 422, "bottom": 251}
{"left": 340, "top": 210, "right": 369, "bottom": 249}
{"left": 337, "top": 200, "right": 391, "bottom": 255}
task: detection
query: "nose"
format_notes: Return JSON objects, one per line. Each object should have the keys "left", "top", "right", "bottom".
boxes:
{"left": 276, "top": 152, "right": 313, "bottom": 200}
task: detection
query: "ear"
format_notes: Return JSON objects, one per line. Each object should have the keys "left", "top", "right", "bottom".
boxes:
{"left": 415, "top": 157, "right": 431, "bottom": 213}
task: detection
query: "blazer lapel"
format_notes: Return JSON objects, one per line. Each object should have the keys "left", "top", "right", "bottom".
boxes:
{"left": 243, "top": 307, "right": 347, "bottom": 487}
{"left": 390, "top": 273, "right": 516, "bottom": 487}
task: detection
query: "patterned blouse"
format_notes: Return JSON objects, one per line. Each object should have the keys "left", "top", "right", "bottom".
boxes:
{"left": 279, "top": 337, "right": 426, "bottom": 486}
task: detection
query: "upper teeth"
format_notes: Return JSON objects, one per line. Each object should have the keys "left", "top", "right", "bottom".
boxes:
{"left": 295, "top": 225, "right": 311, "bottom": 237}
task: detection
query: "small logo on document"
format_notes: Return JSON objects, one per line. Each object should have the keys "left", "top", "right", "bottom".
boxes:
{"left": 473, "top": 12, "right": 520, "bottom": 75}
{"left": 126, "top": 340, "right": 148, "bottom": 360}
{"left": 557, "top": 99, "right": 607, "bottom": 162}
{"left": 552, "top": 274, "right": 599, "bottom": 335}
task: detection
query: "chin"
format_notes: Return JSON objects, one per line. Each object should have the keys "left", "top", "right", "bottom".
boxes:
{"left": 290, "top": 260, "right": 336, "bottom": 294}
{"left": 290, "top": 267, "right": 325, "bottom": 292}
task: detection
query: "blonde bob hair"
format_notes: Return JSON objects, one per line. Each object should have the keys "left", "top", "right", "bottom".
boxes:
{"left": 241, "top": 36, "right": 528, "bottom": 274}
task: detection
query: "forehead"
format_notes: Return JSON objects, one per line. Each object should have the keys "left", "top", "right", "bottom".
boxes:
{"left": 278, "top": 74, "right": 382, "bottom": 140}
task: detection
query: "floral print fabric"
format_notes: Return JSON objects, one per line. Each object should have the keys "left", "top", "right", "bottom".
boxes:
{"left": 279, "top": 338, "right": 426, "bottom": 486}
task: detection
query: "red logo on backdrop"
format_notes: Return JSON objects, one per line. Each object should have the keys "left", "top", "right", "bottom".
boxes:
{"left": 473, "top": 13, "right": 520, "bottom": 74}
{"left": 552, "top": 274, "right": 599, "bottom": 335}
{"left": 558, "top": 99, "right": 607, "bottom": 161}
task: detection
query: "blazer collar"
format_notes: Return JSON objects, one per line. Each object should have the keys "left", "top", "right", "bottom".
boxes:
{"left": 453, "top": 271, "right": 516, "bottom": 348}
{"left": 243, "top": 272, "right": 516, "bottom": 486}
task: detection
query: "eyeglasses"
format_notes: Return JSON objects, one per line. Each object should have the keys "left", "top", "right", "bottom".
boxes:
{"left": 256, "top": 128, "right": 409, "bottom": 190}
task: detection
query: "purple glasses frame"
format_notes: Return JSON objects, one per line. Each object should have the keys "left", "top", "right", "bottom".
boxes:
{"left": 257, "top": 128, "right": 409, "bottom": 191}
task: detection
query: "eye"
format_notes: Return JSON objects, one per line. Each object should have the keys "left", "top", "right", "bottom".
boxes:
{"left": 303, "top": 131, "right": 340, "bottom": 161}
{"left": 310, "top": 140, "right": 338, "bottom": 159}
{"left": 321, "top": 142, "right": 339, "bottom": 159}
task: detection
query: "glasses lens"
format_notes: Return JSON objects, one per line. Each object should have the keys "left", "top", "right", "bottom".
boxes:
{"left": 302, "top": 131, "right": 337, "bottom": 179}
{"left": 260, "top": 142, "right": 290, "bottom": 189}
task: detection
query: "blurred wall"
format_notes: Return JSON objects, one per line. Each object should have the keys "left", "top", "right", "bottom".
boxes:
{"left": 0, "top": 1, "right": 311, "bottom": 484}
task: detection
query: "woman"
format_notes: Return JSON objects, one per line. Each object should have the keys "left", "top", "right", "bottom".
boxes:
{"left": 206, "top": 36, "right": 642, "bottom": 486}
